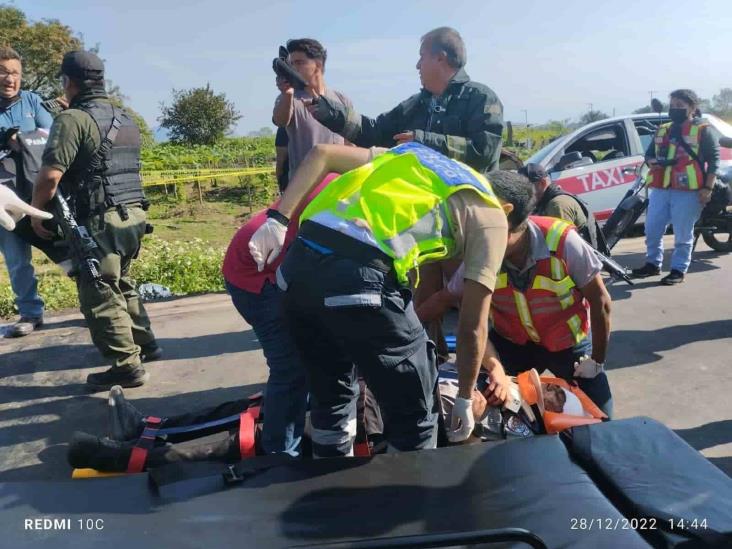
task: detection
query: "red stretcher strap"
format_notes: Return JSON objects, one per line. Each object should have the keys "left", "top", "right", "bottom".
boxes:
{"left": 238, "top": 407, "right": 260, "bottom": 459}
{"left": 126, "top": 416, "right": 162, "bottom": 474}
{"left": 354, "top": 442, "right": 371, "bottom": 457}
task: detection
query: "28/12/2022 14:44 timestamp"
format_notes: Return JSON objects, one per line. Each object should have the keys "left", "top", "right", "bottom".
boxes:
{"left": 570, "top": 517, "right": 709, "bottom": 531}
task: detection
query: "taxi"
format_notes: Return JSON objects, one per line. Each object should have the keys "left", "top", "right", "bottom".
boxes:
{"left": 525, "top": 113, "right": 732, "bottom": 220}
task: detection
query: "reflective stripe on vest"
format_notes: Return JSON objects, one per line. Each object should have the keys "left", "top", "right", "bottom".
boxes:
{"left": 301, "top": 142, "right": 502, "bottom": 284}
{"left": 513, "top": 290, "right": 541, "bottom": 343}
{"left": 647, "top": 121, "right": 705, "bottom": 191}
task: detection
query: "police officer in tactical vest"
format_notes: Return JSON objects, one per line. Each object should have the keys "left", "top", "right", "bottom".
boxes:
{"left": 30, "top": 51, "right": 160, "bottom": 389}
{"left": 521, "top": 163, "right": 610, "bottom": 255}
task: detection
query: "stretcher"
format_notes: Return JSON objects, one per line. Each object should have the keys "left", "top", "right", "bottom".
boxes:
{"left": 6, "top": 418, "right": 730, "bottom": 548}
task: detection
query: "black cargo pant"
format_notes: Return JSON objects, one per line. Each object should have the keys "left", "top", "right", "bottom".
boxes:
{"left": 277, "top": 222, "right": 438, "bottom": 457}
{"left": 140, "top": 399, "right": 252, "bottom": 467}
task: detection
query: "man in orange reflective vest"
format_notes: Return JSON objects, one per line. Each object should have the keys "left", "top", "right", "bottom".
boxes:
{"left": 420, "top": 171, "right": 614, "bottom": 416}
{"left": 632, "top": 89, "right": 720, "bottom": 285}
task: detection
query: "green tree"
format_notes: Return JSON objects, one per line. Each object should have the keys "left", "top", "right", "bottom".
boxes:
{"left": 579, "top": 110, "right": 609, "bottom": 125}
{"left": 0, "top": 4, "right": 83, "bottom": 97}
{"left": 1, "top": 5, "right": 154, "bottom": 147}
{"left": 711, "top": 88, "right": 732, "bottom": 117}
{"left": 158, "top": 84, "right": 241, "bottom": 145}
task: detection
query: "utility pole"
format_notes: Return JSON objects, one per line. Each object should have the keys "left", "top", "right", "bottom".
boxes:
{"left": 521, "top": 109, "right": 531, "bottom": 149}
{"left": 587, "top": 103, "right": 593, "bottom": 113}
{"left": 648, "top": 90, "right": 657, "bottom": 102}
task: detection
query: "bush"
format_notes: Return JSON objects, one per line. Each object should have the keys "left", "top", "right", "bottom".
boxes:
{"left": 0, "top": 270, "right": 78, "bottom": 318}
{"left": 130, "top": 236, "right": 226, "bottom": 295}
{"left": 0, "top": 237, "right": 227, "bottom": 319}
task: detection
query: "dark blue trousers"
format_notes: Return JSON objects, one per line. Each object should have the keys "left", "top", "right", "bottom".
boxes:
{"left": 278, "top": 235, "right": 438, "bottom": 457}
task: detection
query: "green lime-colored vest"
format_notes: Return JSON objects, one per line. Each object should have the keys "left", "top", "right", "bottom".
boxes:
{"left": 301, "top": 143, "right": 503, "bottom": 284}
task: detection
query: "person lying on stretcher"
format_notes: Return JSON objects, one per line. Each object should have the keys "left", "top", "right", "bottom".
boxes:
{"left": 438, "top": 362, "right": 606, "bottom": 442}
{"left": 68, "top": 358, "right": 604, "bottom": 474}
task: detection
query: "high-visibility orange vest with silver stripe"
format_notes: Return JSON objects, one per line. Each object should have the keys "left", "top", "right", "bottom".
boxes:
{"left": 491, "top": 216, "right": 589, "bottom": 352}
{"left": 647, "top": 120, "right": 707, "bottom": 191}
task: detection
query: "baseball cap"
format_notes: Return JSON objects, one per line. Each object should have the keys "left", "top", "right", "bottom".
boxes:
{"left": 518, "top": 163, "right": 548, "bottom": 183}
{"left": 58, "top": 51, "right": 105, "bottom": 81}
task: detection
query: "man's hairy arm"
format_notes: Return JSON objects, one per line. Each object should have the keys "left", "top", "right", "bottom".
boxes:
{"left": 579, "top": 274, "right": 612, "bottom": 363}
{"left": 272, "top": 91, "right": 295, "bottom": 127}
{"left": 275, "top": 144, "right": 371, "bottom": 219}
{"left": 30, "top": 167, "right": 64, "bottom": 239}
{"left": 455, "top": 280, "right": 493, "bottom": 399}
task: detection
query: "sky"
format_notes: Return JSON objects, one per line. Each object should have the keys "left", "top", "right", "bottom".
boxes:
{"left": 16, "top": 0, "right": 732, "bottom": 136}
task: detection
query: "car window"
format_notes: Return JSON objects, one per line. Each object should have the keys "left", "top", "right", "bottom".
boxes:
{"left": 568, "top": 125, "right": 630, "bottom": 161}
{"left": 634, "top": 117, "right": 669, "bottom": 153}
{"left": 548, "top": 123, "right": 631, "bottom": 172}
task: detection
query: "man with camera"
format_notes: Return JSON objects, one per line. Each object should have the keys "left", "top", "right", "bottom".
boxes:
{"left": 306, "top": 27, "right": 504, "bottom": 172}
{"left": 30, "top": 51, "right": 159, "bottom": 389}
{"left": 272, "top": 39, "right": 353, "bottom": 175}
{"left": 0, "top": 46, "right": 53, "bottom": 338}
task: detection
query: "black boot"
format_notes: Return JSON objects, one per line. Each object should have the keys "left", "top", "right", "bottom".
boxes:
{"left": 86, "top": 365, "right": 149, "bottom": 390}
{"left": 140, "top": 343, "right": 163, "bottom": 362}
{"left": 631, "top": 263, "right": 661, "bottom": 278}
{"left": 108, "top": 385, "right": 146, "bottom": 441}
{"left": 660, "top": 269, "right": 685, "bottom": 285}
{"left": 67, "top": 432, "right": 134, "bottom": 472}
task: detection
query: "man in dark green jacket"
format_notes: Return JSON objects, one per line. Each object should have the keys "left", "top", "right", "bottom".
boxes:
{"left": 307, "top": 27, "right": 504, "bottom": 172}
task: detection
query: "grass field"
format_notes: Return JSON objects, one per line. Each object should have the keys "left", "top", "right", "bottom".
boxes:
{"left": 0, "top": 177, "right": 279, "bottom": 318}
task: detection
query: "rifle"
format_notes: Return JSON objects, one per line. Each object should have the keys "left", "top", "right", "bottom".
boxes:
{"left": 3, "top": 127, "right": 104, "bottom": 284}
{"left": 49, "top": 191, "right": 103, "bottom": 285}
{"left": 272, "top": 46, "right": 308, "bottom": 91}
{"left": 593, "top": 249, "right": 633, "bottom": 285}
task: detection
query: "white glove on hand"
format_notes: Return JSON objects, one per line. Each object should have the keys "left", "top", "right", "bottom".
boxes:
{"left": 573, "top": 355, "right": 604, "bottom": 379}
{"left": 448, "top": 397, "right": 475, "bottom": 443}
{"left": 248, "top": 217, "right": 288, "bottom": 272}
{"left": 0, "top": 185, "right": 53, "bottom": 231}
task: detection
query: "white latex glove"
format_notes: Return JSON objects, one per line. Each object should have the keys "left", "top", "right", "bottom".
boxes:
{"left": 573, "top": 355, "right": 604, "bottom": 379}
{"left": 0, "top": 185, "right": 53, "bottom": 231}
{"left": 248, "top": 217, "right": 288, "bottom": 272}
{"left": 448, "top": 397, "right": 475, "bottom": 443}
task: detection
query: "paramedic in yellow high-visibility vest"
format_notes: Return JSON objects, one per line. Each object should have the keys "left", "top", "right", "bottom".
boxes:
{"left": 632, "top": 89, "right": 720, "bottom": 285}
{"left": 248, "top": 142, "right": 509, "bottom": 455}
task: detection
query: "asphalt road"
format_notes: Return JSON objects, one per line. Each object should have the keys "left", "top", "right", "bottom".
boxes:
{"left": 1, "top": 235, "right": 730, "bottom": 480}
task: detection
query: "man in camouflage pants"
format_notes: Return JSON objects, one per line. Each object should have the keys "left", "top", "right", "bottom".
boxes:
{"left": 307, "top": 26, "right": 504, "bottom": 173}
{"left": 31, "top": 51, "right": 159, "bottom": 389}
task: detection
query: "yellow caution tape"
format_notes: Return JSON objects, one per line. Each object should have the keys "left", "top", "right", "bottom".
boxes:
{"left": 141, "top": 167, "right": 274, "bottom": 188}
